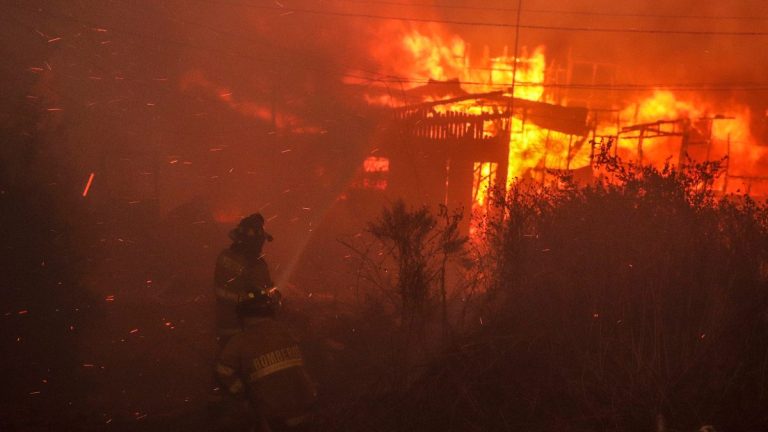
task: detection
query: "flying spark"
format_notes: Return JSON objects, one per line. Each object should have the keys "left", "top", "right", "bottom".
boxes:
{"left": 82, "top": 172, "right": 95, "bottom": 197}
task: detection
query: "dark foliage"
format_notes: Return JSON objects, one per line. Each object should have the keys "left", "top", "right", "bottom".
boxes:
{"left": 365, "top": 199, "right": 468, "bottom": 320}
{"left": 0, "top": 92, "right": 97, "bottom": 429}
{"left": 346, "top": 144, "right": 768, "bottom": 432}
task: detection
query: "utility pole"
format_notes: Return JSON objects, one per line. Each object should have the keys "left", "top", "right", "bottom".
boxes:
{"left": 507, "top": 0, "right": 523, "bottom": 185}
{"left": 510, "top": 0, "right": 523, "bottom": 100}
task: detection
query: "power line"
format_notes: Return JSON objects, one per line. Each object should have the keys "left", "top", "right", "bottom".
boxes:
{"left": 9, "top": 4, "right": 768, "bottom": 94}
{"left": 102, "top": 0, "right": 768, "bottom": 92}
{"left": 7, "top": 2, "right": 419, "bottom": 108}
{"left": 365, "top": 80, "right": 768, "bottom": 92}
{"left": 5, "top": 4, "right": 348, "bottom": 76}
{"left": 129, "top": 0, "right": 401, "bottom": 82}
{"left": 321, "top": 0, "right": 768, "bottom": 22}
{"left": 185, "top": 0, "right": 768, "bottom": 36}
{"left": 7, "top": 2, "right": 405, "bottom": 86}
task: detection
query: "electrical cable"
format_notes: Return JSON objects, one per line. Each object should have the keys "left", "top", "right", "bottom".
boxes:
{"left": 182, "top": 0, "right": 768, "bottom": 36}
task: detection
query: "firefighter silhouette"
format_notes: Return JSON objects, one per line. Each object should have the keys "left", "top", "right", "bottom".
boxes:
{"left": 214, "top": 213, "right": 275, "bottom": 342}
{"left": 214, "top": 290, "right": 317, "bottom": 431}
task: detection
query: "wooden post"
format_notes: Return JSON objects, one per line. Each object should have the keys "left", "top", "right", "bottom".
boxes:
{"left": 679, "top": 119, "right": 691, "bottom": 166}
{"left": 723, "top": 133, "right": 731, "bottom": 193}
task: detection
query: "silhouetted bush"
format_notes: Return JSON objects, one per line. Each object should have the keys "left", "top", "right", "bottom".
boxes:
{"left": 343, "top": 144, "right": 768, "bottom": 432}
{"left": 1, "top": 94, "right": 97, "bottom": 430}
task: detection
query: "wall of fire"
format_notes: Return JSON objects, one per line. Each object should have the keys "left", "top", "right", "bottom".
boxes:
{"left": 352, "top": 93, "right": 590, "bottom": 231}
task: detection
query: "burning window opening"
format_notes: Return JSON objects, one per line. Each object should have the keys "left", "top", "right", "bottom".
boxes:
{"left": 356, "top": 156, "right": 390, "bottom": 190}
{"left": 363, "top": 156, "right": 390, "bottom": 173}
{"left": 472, "top": 162, "right": 497, "bottom": 209}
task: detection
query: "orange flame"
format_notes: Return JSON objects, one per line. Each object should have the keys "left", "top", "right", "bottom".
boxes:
{"left": 369, "top": 26, "right": 581, "bottom": 214}
{"left": 365, "top": 25, "right": 768, "bottom": 198}
{"left": 608, "top": 90, "right": 767, "bottom": 189}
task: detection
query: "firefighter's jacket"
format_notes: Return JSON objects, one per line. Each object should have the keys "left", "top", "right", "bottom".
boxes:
{"left": 214, "top": 317, "right": 317, "bottom": 425}
{"left": 214, "top": 248, "right": 273, "bottom": 337}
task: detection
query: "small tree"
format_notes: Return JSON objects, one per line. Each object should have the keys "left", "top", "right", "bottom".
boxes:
{"left": 365, "top": 200, "right": 468, "bottom": 330}
{"left": 347, "top": 143, "right": 768, "bottom": 431}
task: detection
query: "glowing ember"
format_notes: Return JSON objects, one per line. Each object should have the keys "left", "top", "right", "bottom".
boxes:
{"left": 363, "top": 156, "right": 390, "bottom": 173}
{"left": 82, "top": 172, "right": 95, "bottom": 197}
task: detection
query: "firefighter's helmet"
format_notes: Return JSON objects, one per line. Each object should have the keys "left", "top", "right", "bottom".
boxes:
{"left": 229, "top": 213, "right": 274, "bottom": 243}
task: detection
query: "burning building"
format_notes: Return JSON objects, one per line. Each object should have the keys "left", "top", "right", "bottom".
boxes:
{"left": 348, "top": 28, "right": 768, "bottom": 223}
{"left": 362, "top": 85, "right": 590, "bottom": 220}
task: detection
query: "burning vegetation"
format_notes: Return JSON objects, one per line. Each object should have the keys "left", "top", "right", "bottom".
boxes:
{"left": 2, "top": 0, "right": 768, "bottom": 430}
{"left": 332, "top": 149, "right": 768, "bottom": 432}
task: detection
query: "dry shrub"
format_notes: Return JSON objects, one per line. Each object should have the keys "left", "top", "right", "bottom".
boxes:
{"left": 337, "top": 143, "right": 768, "bottom": 432}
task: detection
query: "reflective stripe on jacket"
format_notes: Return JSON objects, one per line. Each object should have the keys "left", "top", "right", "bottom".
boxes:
{"left": 214, "top": 317, "right": 317, "bottom": 421}
{"left": 213, "top": 248, "right": 273, "bottom": 334}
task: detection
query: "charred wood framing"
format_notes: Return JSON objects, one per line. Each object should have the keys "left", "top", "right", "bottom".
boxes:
{"left": 372, "top": 90, "right": 590, "bottom": 213}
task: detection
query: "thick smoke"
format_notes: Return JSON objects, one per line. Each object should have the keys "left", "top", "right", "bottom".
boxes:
{"left": 427, "top": 0, "right": 768, "bottom": 84}
{"left": 1, "top": 0, "right": 768, "bottom": 427}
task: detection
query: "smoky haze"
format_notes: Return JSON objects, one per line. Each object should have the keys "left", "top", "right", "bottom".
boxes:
{"left": 3, "top": 0, "right": 768, "bottom": 215}
{"left": 424, "top": 0, "right": 768, "bottom": 84}
{"left": 1, "top": 0, "right": 768, "bottom": 429}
